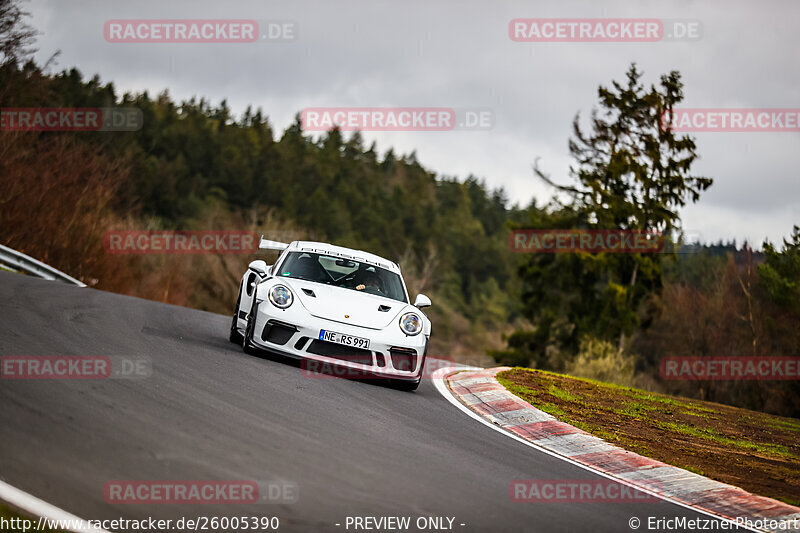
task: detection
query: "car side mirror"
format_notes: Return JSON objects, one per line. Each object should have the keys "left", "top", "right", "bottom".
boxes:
{"left": 248, "top": 260, "right": 269, "bottom": 277}
{"left": 414, "top": 294, "right": 432, "bottom": 308}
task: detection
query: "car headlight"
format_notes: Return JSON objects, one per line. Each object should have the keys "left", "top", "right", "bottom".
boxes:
{"left": 399, "top": 312, "right": 422, "bottom": 336}
{"left": 269, "top": 285, "right": 294, "bottom": 309}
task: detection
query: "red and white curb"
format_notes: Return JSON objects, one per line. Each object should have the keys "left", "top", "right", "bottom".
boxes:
{"left": 434, "top": 366, "right": 800, "bottom": 533}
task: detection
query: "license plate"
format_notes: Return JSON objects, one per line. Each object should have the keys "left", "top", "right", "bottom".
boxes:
{"left": 319, "top": 329, "right": 370, "bottom": 350}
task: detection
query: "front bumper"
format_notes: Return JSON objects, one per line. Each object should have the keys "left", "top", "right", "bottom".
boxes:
{"left": 239, "top": 300, "right": 428, "bottom": 381}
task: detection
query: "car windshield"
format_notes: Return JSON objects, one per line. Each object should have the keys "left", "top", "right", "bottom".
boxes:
{"left": 277, "top": 251, "right": 407, "bottom": 303}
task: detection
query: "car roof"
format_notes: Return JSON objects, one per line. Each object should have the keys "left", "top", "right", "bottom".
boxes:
{"left": 286, "top": 241, "right": 401, "bottom": 274}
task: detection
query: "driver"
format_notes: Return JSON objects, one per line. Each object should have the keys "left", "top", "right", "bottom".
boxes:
{"left": 355, "top": 271, "right": 382, "bottom": 293}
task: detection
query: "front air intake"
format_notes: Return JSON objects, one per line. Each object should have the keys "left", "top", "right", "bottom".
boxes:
{"left": 306, "top": 340, "right": 373, "bottom": 366}
{"left": 261, "top": 320, "right": 297, "bottom": 345}
{"left": 389, "top": 347, "right": 417, "bottom": 372}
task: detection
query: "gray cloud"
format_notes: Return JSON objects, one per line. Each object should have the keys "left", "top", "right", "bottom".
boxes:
{"left": 27, "top": 0, "right": 800, "bottom": 245}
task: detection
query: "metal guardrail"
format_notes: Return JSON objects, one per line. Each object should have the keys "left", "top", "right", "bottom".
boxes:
{"left": 0, "top": 243, "right": 86, "bottom": 287}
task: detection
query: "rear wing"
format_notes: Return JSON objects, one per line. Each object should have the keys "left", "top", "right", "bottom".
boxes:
{"left": 259, "top": 236, "right": 290, "bottom": 251}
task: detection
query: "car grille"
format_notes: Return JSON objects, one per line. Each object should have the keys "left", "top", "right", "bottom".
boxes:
{"left": 306, "top": 340, "right": 373, "bottom": 366}
{"left": 294, "top": 336, "right": 311, "bottom": 351}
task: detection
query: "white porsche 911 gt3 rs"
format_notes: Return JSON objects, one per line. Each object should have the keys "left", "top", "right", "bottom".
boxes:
{"left": 229, "top": 238, "right": 432, "bottom": 390}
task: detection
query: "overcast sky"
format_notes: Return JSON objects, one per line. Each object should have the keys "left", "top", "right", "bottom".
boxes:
{"left": 26, "top": 0, "right": 800, "bottom": 247}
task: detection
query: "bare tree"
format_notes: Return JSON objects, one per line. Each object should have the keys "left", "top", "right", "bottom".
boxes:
{"left": 0, "top": 0, "right": 37, "bottom": 67}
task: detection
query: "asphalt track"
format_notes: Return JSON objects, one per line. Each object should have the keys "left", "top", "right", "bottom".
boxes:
{"left": 0, "top": 271, "right": 744, "bottom": 532}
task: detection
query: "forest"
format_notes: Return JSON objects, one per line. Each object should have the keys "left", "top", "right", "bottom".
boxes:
{"left": 2, "top": 6, "right": 798, "bottom": 415}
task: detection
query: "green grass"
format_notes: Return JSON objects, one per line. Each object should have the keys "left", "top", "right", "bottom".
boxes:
{"left": 614, "top": 402, "right": 659, "bottom": 418}
{"left": 496, "top": 367, "right": 800, "bottom": 506}
{"left": 681, "top": 465, "right": 706, "bottom": 476}
{"left": 625, "top": 390, "right": 719, "bottom": 414}
{"left": 546, "top": 383, "right": 582, "bottom": 403}
{"left": 538, "top": 403, "right": 567, "bottom": 418}
{"left": 529, "top": 367, "right": 724, "bottom": 416}
{"left": 682, "top": 411, "right": 711, "bottom": 419}
{"left": 652, "top": 420, "right": 794, "bottom": 459}
{"left": 497, "top": 375, "right": 540, "bottom": 400}
{"left": 498, "top": 374, "right": 575, "bottom": 422}
{"left": 766, "top": 418, "right": 800, "bottom": 433}
{"left": 498, "top": 368, "right": 800, "bottom": 463}
{"left": 505, "top": 368, "right": 796, "bottom": 461}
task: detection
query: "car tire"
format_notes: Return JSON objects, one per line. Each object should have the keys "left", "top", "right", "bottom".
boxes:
{"left": 229, "top": 286, "right": 244, "bottom": 344}
{"left": 242, "top": 298, "right": 260, "bottom": 355}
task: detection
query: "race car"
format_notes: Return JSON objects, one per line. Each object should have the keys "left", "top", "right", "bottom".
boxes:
{"left": 229, "top": 238, "right": 432, "bottom": 390}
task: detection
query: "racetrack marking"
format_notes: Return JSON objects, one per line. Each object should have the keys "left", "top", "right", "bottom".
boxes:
{"left": 0, "top": 360, "right": 784, "bottom": 533}
{"left": 0, "top": 480, "right": 111, "bottom": 533}
{"left": 430, "top": 366, "right": 768, "bottom": 533}
{"left": 450, "top": 369, "right": 800, "bottom": 531}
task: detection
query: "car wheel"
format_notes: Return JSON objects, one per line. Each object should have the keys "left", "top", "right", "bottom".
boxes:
{"left": 242, "top": 299, "right": 260, "bottom": 355}
{"left": 229, "top": 286, "right": 244, "bottom": 344}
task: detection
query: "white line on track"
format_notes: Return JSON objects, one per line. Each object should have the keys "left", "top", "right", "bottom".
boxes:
{"left": 430, "top": 366, "right": 763, "bottom": 533}
{"left": 0, "top": 479, "right": 110, "bottom": 533}
{"left": 0, "top": 362, "right": 764, "bottom": 533}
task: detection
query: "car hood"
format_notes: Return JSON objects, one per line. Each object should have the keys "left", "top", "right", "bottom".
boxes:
{"left": 285, "top": 279, "right": 410, "bottom": 330}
